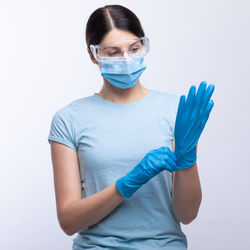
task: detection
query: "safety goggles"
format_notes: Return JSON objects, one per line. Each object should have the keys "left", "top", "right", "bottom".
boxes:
{"left": 90, "top": 36, "right": 150, "bottom": 62}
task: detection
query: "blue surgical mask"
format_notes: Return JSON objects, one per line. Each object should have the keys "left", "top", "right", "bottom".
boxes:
{"left": 100, "top": 53, "right": 146, "bottom": 89}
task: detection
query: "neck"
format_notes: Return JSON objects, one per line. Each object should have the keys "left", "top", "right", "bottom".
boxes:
{"left": 97, "top": 78, "right": 150, "bottom": 104}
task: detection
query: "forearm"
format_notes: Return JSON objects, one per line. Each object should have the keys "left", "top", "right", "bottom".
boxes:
{"left": 172, "top": 162, "right": 202, "bottom": 224}
{"left": 60, "top": 182, "right": 124, "bottom": 236}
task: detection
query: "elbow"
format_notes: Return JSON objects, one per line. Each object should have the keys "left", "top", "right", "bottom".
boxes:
{"left": 58, "top": 212, "right": 76, "bottom": 236}
{"left": 179, "top": 204, "right": 201, "bottom": 224}
{"left": 59, "top": 212, "right": 89, "bottom": 236}
{"left": 66, "top": 231, "right": 75, "bottom": 236}
{"left": 63, "top": 227, "right": 75, "bottom": 237}
{"left": 175, "top": 204, "right": 201, "bottom": 225}
{"left": 60, "top": 220, "right": 76, "bottom": 236}
{"left": 180, "top": 214, "right": 198, "bottom": 225}
{"left": 57, "top": 203, "right": 80, "bottom": 236}
{"left": 59, "top": 219, "right": 74, "bottom": 236}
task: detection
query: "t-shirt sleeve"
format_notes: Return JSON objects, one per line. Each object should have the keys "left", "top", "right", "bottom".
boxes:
{"left": 47, "top": 107, "right": 77, "bottom": 152}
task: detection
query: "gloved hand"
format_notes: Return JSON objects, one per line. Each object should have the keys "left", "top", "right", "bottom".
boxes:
{"left": 116, "top": 146, "right": 177, "bottom": 198}
{"left": 174, "top": 81, "right": 215, "bottom": 170}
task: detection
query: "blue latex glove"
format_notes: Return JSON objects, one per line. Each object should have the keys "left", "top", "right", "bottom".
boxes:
{"left": 174, "top": 81, "right": 215, "bottom": 169}
{"left": 116, "top": 146, "right": 177, "bottom": 198}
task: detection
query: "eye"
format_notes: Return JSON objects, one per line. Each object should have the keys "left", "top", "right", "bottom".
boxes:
{"left": 129, "top": 47, "right": 141, "bottom": 54}
{"left": 132, "top": 48, "right": 139, "bottom": 52}
{"left": 108, "top": 51, "right": 119, "bottom": 56}
{"left": 105, "top": 49, "right": 121, "bottom": 57}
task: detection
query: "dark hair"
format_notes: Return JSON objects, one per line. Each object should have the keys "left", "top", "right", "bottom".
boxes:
{"left": 85, "top": 4, "right": 145, "bottom": 49}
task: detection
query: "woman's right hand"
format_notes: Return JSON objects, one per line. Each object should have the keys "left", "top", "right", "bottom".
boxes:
{"left": 116, "top": 146, "right": 177, "bottom": 199}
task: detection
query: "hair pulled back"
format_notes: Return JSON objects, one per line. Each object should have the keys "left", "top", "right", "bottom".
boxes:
{"left": 85, "top": 5, "right": 145, "bottom": 49}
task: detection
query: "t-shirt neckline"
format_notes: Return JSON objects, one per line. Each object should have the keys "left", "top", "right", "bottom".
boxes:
{"left": 92, "top": 89, "right": 154, "bottom": 107}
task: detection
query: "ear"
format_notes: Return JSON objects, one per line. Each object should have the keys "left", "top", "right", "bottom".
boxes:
{"left": 87, "top": 48, "right": 98, "bottom": 64}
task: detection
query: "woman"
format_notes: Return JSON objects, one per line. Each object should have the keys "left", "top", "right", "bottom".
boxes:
{"left": 48, "top": 4, "right": 214, "bottom": 250}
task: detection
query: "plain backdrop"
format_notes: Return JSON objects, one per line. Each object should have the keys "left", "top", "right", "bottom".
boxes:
{"left": 1, "top": 0, "right": 249, "bottom": 249}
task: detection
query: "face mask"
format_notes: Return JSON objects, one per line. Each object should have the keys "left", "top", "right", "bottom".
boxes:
{"left": 100, "top": 53, "right": 146, "bottom": 89}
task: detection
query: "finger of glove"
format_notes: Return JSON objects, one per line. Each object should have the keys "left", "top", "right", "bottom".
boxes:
{"left": 194, "top": 81, "right": 207, "bottom": 114}
{"left": 184, "top": 85, "right": 196, "bottom": 119}
{"left": 182, "top": 85, "right": 214, "bottom": 146}
{"left": 144, "top": 147, "right": 168, "bottom": 172}
{"left": 154, "top": 148, "right": 177, "bottom": 172}
{"left": 150, "top": 146, "right": 177, "bottom": 172}
{"left": 164, "top": 155, "right": 177, "bottom": 172}
{"left": 181, "top": 88, "right": 196, "bottom": 139}
{"left": 145, "top": 154, "right": 166, "bottom": 175}
{"left": 151, "top": 146, "right": 175, "bottom": 164}
{"left": 165, "top": 146, "right": 177, "bottom": 162}
{"left": 200, "top": 84, "right": 215, "bottom": 116}
{"left": 174, "top": 95, "right": 186, "bottom": 138}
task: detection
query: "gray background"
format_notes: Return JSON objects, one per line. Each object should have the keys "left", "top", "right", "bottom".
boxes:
{"left": 1, "top": 0, "right": 249, "bottom": 249}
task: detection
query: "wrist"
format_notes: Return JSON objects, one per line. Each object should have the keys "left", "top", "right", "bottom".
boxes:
{"left": 115, "top": 176, "right": 137, "bottom": 199}
{"left": 115, "top": 161, "right": 157, "bottom": 199}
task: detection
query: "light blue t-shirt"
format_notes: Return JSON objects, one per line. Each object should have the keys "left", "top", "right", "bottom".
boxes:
{"left": 48, "top": 89, "right": 188, "bottom": 250}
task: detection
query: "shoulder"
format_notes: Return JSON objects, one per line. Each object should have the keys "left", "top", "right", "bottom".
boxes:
{"left": 51, "top": 103, "right": 73, "bottom": 123}
{"left": 52, "top": 94, "right": 96, "bottom": 119}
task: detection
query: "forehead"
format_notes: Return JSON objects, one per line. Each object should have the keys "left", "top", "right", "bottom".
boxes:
{"left": 99, "top": 28, "right": 139, "bottom": 46}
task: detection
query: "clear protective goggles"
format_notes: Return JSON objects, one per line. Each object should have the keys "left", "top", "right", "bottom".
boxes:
{"left": 90, "top": 36, "right": 150, "bottom": 62}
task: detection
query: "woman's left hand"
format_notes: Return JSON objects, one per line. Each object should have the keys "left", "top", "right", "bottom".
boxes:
{"left": 174, "top": 81, "right": 215, "bottom": 170}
